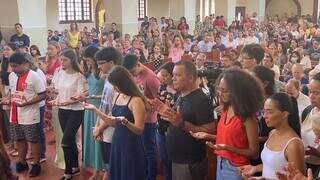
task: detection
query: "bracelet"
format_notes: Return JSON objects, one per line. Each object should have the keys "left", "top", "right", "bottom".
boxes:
{"left": 121, "top": 119, "right": 129, "bottom": 126}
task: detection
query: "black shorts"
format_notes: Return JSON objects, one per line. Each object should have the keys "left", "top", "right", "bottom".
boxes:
{"left": 10, "top": 123, "right": 40, "bottom": 143}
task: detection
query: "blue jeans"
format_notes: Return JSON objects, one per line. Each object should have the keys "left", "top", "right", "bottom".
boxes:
{"left": 216, "top": 156, "right": 242, "bottom": 180}
{"left": 142, "top": 123, "right": 157, "bottom": 180}
{"left": 156, "top": 132, "right": 172, "bottom": 180}
{"left": 39, "top": 106, "right": 46, "bottom": 159}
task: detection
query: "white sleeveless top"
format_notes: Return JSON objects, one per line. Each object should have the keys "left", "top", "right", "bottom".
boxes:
{"left": 261, "top": 132, "right": 302, "bottom": 180}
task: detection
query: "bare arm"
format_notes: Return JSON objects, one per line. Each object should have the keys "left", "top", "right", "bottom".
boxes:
{"left": 91, "top": 107, "right": 117, "bottom": 127}
{"left": 224, "top": 117, "right": 259, "bottom": 159}
{"left": 126, "top": 97, "right": 146, "bottom": 135}
{"left": 19, "top": 92, "right": 46, "bottom": 107}
{"left": 184, "top": 121, "right": 215, "bottom": 134}
{"left": 286, "top": 139, "right": 306, "bottom": 175}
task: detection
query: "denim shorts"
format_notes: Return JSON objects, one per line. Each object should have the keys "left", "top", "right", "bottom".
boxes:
{"left": 216, "top": 156, "right": 243, "bottom": 180}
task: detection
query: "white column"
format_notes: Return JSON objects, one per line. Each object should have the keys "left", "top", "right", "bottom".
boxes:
{"left": 169, "top": 0, "right": 197, "bottom": 31}
{"left": 17, "top": 0, "right": 48, "bottom": 54}
{"left": 215, "top": 0, "right": 236, "bottom": 26}
{"left": 258, "top": 0, "right": 266, "bottom": 22}
{"left": 185, "top": 0, "right": 196, "bottom": 31}
{"left": 121, "top": 0, "right": 139, "bottom": 36}
{"left": 103, "top": 0, "right": 138, "bottom": 36}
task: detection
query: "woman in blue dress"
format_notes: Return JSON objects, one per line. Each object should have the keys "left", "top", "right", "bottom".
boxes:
{"left": 82, "top": 46, "right": 105, "bottom": 179}
{"left": 83, "top": 66, "right": 147, "bottom": 180}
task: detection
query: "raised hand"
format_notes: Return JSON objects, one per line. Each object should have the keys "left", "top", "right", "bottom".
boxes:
{"left": 82, "top": 102, "right": 96, "bottom": 111}
{"left": 237, "top": 165, "right": 257, "bottom": 179}
{"left": 190, "top": 131, "right": 215, "bottom": 140}
{"left": 92, "top": 127, "right": 103, "bottom": 141}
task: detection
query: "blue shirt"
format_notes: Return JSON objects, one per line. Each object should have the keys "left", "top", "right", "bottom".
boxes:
{"left": 10, "top": 34, "right": 30, "bottom": 47}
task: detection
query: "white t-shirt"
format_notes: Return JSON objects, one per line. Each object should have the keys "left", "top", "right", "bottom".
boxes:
{"left": 9, "top": 70, "right": 46, "bottom": 125}
{"left": 297, "top": 92, "right": 311, "bottom": 120}
{"left": 300, "top": 56, "right": 312, "bottom": 69}
{"left": 302, "top": 107, "right": 320, "bottom": 165}
{"left": 271, "top": 65, "right": 280, "bottom": 81}
{"left": 35, "top": 68, "right": 47, "bottom": 107}
{"left": 223, "top": 39, "right": 239, "bottom": 49}
{"left": 244, "top": 36, "right": 259, "bottom": 45}
{"left": 52, "top": 69, "right": 88, "bottom": 110}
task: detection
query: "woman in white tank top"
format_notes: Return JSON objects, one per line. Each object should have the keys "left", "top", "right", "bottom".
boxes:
{"left": 238, "top": 93, "right": 306, "bottom": 179}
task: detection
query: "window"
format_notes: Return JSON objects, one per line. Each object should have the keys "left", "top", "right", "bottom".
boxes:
{"left": 59, "top": 0, "right": 92, "bottom": 23}
{"left": 138, "top": 0, "right": 146, "bottom": 20}
{"left": 200, "top": 0, "right": 215, "bottom": 19}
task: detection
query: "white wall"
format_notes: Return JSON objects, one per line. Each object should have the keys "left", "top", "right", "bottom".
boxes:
{"left": 266, "top": 0, "right": 297, "bottom": 17}
{"left": 300, "top": 0, "right": 314, "bottom": 15}
{"left": 0, "top": 0, "right": 19, "bottom": 42}
{"left": 147, "top": 0, "right": 169, "bottom": 19}
{"left": 245, "top": 0, "right": 259, "bottom": 16}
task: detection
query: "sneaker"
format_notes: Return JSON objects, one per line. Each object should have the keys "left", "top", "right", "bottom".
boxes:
{"left": 71, "top": 167, "right": 80, "bottom": 176}
{"left": 60, "top": 174, "right": 72, "bottom": 180}
{"left": 29, "top": 164, "right": 41, "bottom": 177}
{"left": 40, "top": 157, "right": 47, "bottom": 163}
{"left": 16, "top": 162, "right": 29, "bottom": 173}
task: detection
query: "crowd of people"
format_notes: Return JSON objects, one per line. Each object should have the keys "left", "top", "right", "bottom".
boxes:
{"left": 0, "top": 12, "right": 320, "bottom": 180}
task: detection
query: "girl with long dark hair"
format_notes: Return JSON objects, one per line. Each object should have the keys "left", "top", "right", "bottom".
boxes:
{"left": 82, "top": 46, "right": 105, "bottom": 179}
{"left": 84, "top": 66, "right": 147, "bottom": 180}
{"left": 191, "top": 68, "right": 264, "bottom": 180}
{"left": 0, "top": 43, "right": 17, "bottom": 156}
{"left": 238, "top": 93, "right": 305, "bottom": 179}
{"left": 50, "top": 48, "right": 88, "bottom": 180}
{"left": 155, "top": 62, "right": 177, "bottom": 180}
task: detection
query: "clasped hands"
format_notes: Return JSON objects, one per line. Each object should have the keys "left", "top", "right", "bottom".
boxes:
{"left": 148, "top": 98, "right": 183, "bottom": 127}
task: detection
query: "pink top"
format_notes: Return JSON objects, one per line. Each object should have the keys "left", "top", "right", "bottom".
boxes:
{"left": 134, "top": 68, "right": 160, "bottom": 123}
{"left": 169, "top": 47, "right": 184, "bottom": 63}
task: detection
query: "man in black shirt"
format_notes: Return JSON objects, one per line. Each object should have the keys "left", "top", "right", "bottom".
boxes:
{"left": 47, "top": 29, "right": 59, "bottom": 42}
{"left": 110, "top": 23, "right": 121, "bottom": 40}
{"left": 158, "top": 61, "right": 215, "bottom": 180}
{"left": 10, "top": 23, "right": 30, "bottom": 49}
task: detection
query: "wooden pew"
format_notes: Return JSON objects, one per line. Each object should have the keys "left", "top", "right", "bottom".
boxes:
{"left": 143, "top": 58, "right": 173, "bottom": 72}
{"left": 181, "top": 54, "right": 193, "bottom": 61}
{"left": 144, "top": 61, "right": 156, "bottom": 71}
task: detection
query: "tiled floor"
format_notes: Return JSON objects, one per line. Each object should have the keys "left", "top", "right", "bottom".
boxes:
{"left": 9, "top": 131, "right": 164, "bottom": 180}
{"left": 10, "top": 131, "right": 92, "bottom": 180}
